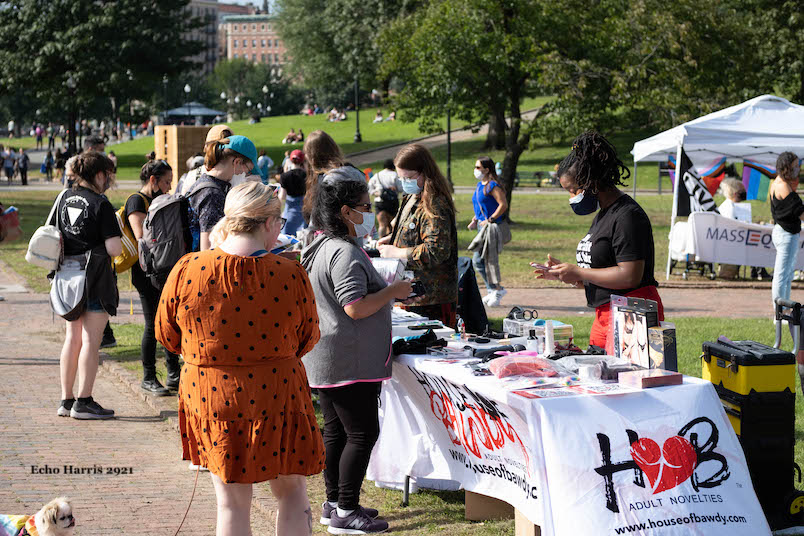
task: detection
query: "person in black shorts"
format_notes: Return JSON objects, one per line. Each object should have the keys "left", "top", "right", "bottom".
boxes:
{"left": 51, "top": 151, "right": 122, "bottom": 419}
{"left": 125, "top": 158, "right": 182, "bottom": 396}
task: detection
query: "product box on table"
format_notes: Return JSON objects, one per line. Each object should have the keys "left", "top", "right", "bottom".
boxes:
{"left": 610, "top": 295, "right": 659, "bottom": 368}
{"left": 502, "top": 318, "right": 573, "bottom": 343}
{"left": 618, "top": 368, "right": 682, "bottom": 389}
{"left": 647, "top": 322, "right": 678, "bottom": 371}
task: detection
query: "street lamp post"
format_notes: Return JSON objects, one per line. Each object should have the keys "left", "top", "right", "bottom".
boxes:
{"left": 262, "top": 85, "right": 268, "bottom": 116}
{"left": 66, "top": 75, "right": 77, "bottom": 155}
{"left": 234, "top": 95, "right": 240, "bottom": 120}
{"left": 184, "top": 84, "right": 192, "bottom": 125}
{"left": 353, "top": 76, "right": 362, "bottom": 143}
{"left": 446, "top": 84, "right": 457, "bottom": 186}
{"left": 162, "top": 75, "right": 169, "bottom": 124}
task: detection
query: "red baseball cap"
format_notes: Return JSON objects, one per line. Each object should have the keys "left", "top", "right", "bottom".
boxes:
{"left": 290, "top": 149, "right": 305, "bottom": 164}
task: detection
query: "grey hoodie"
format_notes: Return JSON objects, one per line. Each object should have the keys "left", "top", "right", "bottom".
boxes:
{"left": 300, "top": 233, "right": 392, "bottom": 387}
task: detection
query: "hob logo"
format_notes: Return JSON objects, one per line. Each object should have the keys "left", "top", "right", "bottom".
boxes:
{"left": 595, "top": 417, "right": 730, "bottom": 513}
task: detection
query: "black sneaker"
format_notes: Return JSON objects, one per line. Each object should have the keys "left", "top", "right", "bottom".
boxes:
{"left": 328, "top": 508, "right": 388, "bottom": 534}
{"left": 165, "top": 370, "right": 181, "bottom": 391}
{"left": 57, "top": 398, "right": 75, "bottom": 417}
{"left": 320, "top": 503, "right": 379, "bottom": 526}
{"left": 141, "top": 378, "right": 170, "bottom": 396}
{"left": 99, "top": 335, "right": 117, "bottom": 349}
{"left": 70, "top": 397, "right": 115, "bottom": 420}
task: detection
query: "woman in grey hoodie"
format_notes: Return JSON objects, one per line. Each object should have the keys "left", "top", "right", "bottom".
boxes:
{"left": 301, "top": 166, "right": 412, "bottom": 534}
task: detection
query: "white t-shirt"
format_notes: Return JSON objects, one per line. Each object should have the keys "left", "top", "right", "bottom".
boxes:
{"left": 368, "top": 169, "right": 402, "bottom": 197}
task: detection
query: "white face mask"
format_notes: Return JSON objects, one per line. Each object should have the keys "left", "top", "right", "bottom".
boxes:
{"left": 474, "top": 168, "right": 484, "bottom": 180}
{"left": 349, "top": 211, "right": 375, "bottom": 237}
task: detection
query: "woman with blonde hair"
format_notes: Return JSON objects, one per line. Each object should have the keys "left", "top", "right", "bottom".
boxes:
{"left": 301, "top": 130, "right": 345, "bottom": 226}
{"left": 157, "top": 182, "right": 324, "bottom": 536}
{"left": 378, "top": 143, "right": 459, "bottom": 326}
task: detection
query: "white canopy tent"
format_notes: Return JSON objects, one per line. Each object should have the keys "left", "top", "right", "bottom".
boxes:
{"left": 629, "top": 94, "right": 804, "bottom": 278}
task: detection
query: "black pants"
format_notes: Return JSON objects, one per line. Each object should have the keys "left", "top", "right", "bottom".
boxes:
{"left": 318, "top": 382, "right": 381, "bottom": 510}
{"left": 19, "top": 168, "right": 26, "bottom": 186}
{"left": 132, "top": 266, "right": 179, "bottom": 378}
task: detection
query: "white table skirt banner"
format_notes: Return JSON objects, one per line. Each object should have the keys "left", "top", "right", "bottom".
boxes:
{"left": 689, "top": 211, "right": 804, "bottom": 268}
{"left": 367, "top": 354, "right": 771, "bottom": 536}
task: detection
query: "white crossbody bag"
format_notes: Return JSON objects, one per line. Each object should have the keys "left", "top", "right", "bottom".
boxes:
{"left": 26, "top": 189, "right": 67, "bottom": 270}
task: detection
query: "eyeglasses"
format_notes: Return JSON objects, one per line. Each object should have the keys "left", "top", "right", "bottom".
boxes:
{"left": 507, "top": 307, "right": 538, "bottom": 321}
{"left": 280, "top": 217, "right": 287, "bottom": 230}
{"left": 351, "top": 203, "right": 372, "bottom": 211}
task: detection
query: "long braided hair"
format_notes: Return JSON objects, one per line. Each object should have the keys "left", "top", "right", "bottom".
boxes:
{"left": 557, "top": 131, "right": 630, "bottom": 194}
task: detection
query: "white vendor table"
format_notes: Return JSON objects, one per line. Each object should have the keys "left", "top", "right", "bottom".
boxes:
{"left": 367, "top": 353, "right": 771, "bottom": 535}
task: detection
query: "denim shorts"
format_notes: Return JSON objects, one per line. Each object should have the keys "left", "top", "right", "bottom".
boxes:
{"left": 86, "top": 297, "right": 105, "bottom": 312}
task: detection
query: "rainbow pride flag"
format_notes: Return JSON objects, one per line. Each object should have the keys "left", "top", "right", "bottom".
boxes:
{"left": 742, "top": 160, "right": 775, "bottom": 201}
{"left": 668, "top": 156, "right": 726, "bottom": 195}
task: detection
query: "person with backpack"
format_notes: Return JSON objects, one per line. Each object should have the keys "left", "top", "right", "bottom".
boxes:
{"left": 190, "top": 135, "right": 265, "bottom": 251}
{"left": 177, "top": 124, "right": 232, "bottom": 196}
{"left": 368, "top": 159, "right": 402, "bottom": 238}
{"left": 125, "top": 158, "right": 181, "bottom": 396}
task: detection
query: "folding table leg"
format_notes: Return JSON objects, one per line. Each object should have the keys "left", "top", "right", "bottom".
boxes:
{"left": 402, "top": 475, "right": 410, "bottom": 507}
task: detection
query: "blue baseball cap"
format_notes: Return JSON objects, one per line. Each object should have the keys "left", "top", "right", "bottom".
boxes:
{"left": 222, "top": 135, "right": 265, "bottom": 181}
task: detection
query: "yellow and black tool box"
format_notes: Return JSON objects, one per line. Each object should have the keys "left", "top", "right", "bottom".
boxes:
{"left": 702, "top": 339, "right": 796, "bottom": 396}
{"left": 702, "top": 339, "right": 797, "bottom": 529}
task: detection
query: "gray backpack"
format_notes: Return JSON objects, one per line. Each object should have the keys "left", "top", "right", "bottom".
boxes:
{"left": 138, "top": 182, "right": 217, "bottom": 288}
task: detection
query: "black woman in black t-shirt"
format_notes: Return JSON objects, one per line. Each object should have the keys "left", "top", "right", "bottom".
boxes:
{"left": 52, "top": 151, "right": 123, "bottom": 419}
{"left": 536, "top": 131, "right": 664, "bottom": 351}
{"left": 125, "top": 158, "right": 181, "bottom": 397}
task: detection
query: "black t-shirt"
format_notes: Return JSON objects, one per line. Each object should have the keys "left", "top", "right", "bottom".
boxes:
{"left": 124, "top": 191, "right": 152, "bottom": 221}
{"left": 576, "top": 194, "right": 658, "bottom": 308}
{"left": 49, "top": 186, "right": 121, "bottom": 255}
{"left": 770, "top": 192, "right": 804, "bottom": 234}
{"left": 280, "top": 168, "right": 307, "bottom": 197}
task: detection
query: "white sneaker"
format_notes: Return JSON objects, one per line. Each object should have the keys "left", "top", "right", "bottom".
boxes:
{"left": 485, "top": 290, "right": 502, "bottom": 307}
{"left": 188, "top": 463, "right": 209, "bottom": 472}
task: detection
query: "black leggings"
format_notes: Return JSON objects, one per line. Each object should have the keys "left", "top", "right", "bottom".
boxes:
{"left": 132, "top": 266, "right": 178, "bottom": 377}
{"left": 318, "top": 382, "right": 381, "bottom": 510}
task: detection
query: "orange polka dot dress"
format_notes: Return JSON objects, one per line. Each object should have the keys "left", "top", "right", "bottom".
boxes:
{"left": 155, "top": 249, "right": 325, "bottom": 484}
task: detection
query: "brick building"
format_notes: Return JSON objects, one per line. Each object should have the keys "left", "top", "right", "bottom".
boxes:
{"left": 220, "top": 14, "right": 289, "bottom": 66}
{"left": 187, "top": 0, "right": 219, "bottom": 75}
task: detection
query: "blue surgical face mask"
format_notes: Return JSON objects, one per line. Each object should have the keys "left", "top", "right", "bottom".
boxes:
{"left": 349, "top": 210, "right": 375, "bottom": 237}
{"left": 401, "top": 177, "right": 422, "bottom": 195}
{"left": 569, "top": 190, "right": 599, "bottom": 215}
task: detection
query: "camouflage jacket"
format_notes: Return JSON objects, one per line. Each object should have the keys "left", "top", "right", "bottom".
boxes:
{"left": 391, "top": 194, "right": 458, "bottom": 306}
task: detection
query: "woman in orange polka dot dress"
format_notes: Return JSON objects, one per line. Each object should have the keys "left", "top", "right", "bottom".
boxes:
{"left": 156, "top": 182, "right": 324, "bottom": 536}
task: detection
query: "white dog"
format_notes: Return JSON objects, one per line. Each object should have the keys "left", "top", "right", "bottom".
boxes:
{"left": 0, "top": 497, "right": 75, "bottom": 536}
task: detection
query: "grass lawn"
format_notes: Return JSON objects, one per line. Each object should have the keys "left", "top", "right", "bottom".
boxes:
{"left": 106, "top": 97, "right": 551, "bottom": 182}
{"left": 0, "top": 187, "right": 773, "bottom": 292}
{"left": 98, "top": 315, "right": 804, "bottom": 535}
{"left": 0, "top": 136, "right": 42, "bottom": 151}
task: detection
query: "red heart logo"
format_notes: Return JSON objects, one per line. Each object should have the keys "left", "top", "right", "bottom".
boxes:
{"left": 630, "top": 436, "right": 697, "bottom": 494}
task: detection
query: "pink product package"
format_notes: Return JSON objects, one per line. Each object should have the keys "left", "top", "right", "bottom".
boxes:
{"left": 489, "top": 355, "right": 561, "bottom": 379}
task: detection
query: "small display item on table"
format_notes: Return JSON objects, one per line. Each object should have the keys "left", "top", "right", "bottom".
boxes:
{"left": 618, "top": 368, "right": 683, "bottom": 388}
{"left": 648, "top": 321, "right": 678, "bottom": 371}
{"left": 610, "top": 295, "right": 660, "bottom": 367}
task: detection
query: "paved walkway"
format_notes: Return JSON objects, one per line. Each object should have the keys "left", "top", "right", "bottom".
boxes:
{"left": 0, "top": 263, "right": 277, "bottom": 535}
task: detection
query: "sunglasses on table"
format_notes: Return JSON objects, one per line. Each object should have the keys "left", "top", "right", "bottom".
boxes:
{"left": 506, "top": 307, "right": 539, "bottom": 321}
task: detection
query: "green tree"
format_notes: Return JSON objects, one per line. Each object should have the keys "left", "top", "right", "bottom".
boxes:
{"left": 206, "top": 59, "right": 304, "bottom": 119}
{"left": 537, "top": 0, "right": 760, "bottom": 140}
{"left": 277, "top": 0, "right": 418, "bottom": 106}
{"left": 380, "top": 0, "right": 547, "bottom": 205}
{"left": 0, "top": 0, "right": 202, "bottom": 128}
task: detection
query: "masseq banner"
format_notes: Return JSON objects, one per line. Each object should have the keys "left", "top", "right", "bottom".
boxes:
{"left": 366, "top": 359, "right": 546, "bottom": 526}
{"left": 536, "top": 379, "right": 770, "bottom": 535}
{"left": 689, "top": 211, "right": 804, "bottom": 269}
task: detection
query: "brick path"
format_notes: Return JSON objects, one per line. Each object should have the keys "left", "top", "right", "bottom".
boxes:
{"left": 0, "top": 264, "right": 277, "bottom": 535}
